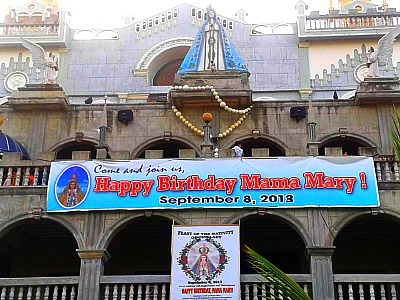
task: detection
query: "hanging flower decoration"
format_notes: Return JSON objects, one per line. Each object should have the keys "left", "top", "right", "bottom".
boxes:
{"left": 168, "top": 85, "right": 253, "bottom": 138}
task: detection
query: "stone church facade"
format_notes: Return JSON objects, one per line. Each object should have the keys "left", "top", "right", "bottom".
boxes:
{"left": 0, "top": 1, "right": 400, "bottom": 299}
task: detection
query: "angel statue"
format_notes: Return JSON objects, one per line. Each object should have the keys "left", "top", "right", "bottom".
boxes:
{"left": 21, "top": 37, "right": 59, "bottom": 84}
{"left": 366, "top": 25, "right": 400, "bottom": 78}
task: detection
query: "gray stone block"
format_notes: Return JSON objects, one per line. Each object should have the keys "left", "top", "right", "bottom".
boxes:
{"left": 251, "top": 148, "right": 269, "bottom": 157}
{"left": 324, "top": 147, "right": 342, "bottom": 156}
{"left": 145, "top": 150, "right": 163, "bottom": 159}
{"left": 2, "top": 152, "right": 22, "bottom": 163}
{"left": 358, "top": 147, "right": 378, "bottom": 156}
{"left": 110, "top": 151, "right": 130, "bottom": 160}
{"left": 72, "top": 151, "right": 91, "bottom": 160}
{"left": 37, "top": 152, "right": 56, "bottom": 162}
{"left": 179, "top": 149, "right": 196, "bottom": 158}
{"left": 96, "top": 149, "right": 108, "bottom": 159}
{"left": 219, "top": 149, "right": 234, "bottom": 158}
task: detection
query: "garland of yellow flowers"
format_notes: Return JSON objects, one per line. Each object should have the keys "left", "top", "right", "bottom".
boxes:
{"left": 168, "top": 85, "right": 253, "bottom": 138}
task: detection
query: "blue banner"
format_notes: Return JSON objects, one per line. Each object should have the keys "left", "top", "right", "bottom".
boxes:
{"left": 46, "top": 157, "right": 379, "bottom": 212}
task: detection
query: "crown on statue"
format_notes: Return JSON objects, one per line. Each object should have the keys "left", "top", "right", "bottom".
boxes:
{"left": 199, "top": 245, "right": 210, "bottom": 255}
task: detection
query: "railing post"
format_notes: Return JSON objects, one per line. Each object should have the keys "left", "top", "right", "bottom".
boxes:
{"left": 307, "top": 247, "right": 335, "bottom": 300}
{"left": 76, "top": 249, "right": 110, "bottom": 300}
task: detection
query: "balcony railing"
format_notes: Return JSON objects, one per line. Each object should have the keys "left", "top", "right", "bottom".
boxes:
{"left": 0, "top": 165, "right": 49, "bottom": 187}
{"left": 334, "top": 274, "right": 400, "bottom": 300}
{"left": 99, "top": 274, "right": 312, "bottom": 300}
{"left": 306, "top": 13, "right": 400, "bottom": 31}
{"left": 0, "top": 23, "right": 59, "bottom": 37}
{"left": 0, "top": 277, "right": 79, "bottom": 300}
{"left": 2, "top": 274, "right": 399, "bottom": 299}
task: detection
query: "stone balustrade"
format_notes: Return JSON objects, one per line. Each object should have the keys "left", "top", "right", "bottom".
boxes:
{"left": 305, "top": 12, "right": 400, "bottom": 30}
{"left": 334, "top": 274, "right": 400, "bottom": 299}
{"left": 0, "top": 23, "right": 59, "bottom": 37}
{"left": 0, "top": 277, "right": 78, "bottom": 300}
{"left": 1, "top": 273, "right": 399, "bottom": 300}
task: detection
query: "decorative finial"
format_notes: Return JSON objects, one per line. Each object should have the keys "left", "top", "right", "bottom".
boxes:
{"left": 202, "top": 113, "right": 213, "bottom": 124}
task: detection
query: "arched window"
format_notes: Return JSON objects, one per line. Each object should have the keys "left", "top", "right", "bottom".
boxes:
{"left": 0, "top": 219, "right": 80, "bottom": 277}
{"left": 240, "top": 215, "right": 309, "bottom": 274}
{"left": 55, "top": 141, "right": 99, "bottom": 160}
{"left": 73, "top": 30, "right": 95, "bottom": 40}
{"left": 137, "top": 139, "right": 195, "bottom": 158}
{"left": 96, "top": 30, "right": 118, "bottom": 39}
{"left": 135, "top": 24, "right": 140, "bottom": 33}
{"left": 273, "top": 24, "right": 294, "bottom": 34}
{"left": 105, "top": 216, "right": 173, "bottom": 275}
{"left": 234, "top": 137, "right": 286, "bottom": 157}
{"left": 251, "top": 25, "right": 272, "bottom": 35}
{"left": 318, "top": 136, "right": 372, "bottom": 156}
{"left": 333, "top": 215, "right": 400, "bottom": 274}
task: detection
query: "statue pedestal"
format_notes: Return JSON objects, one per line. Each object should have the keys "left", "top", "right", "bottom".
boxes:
{"left": 355, "top": 77, "right": 400, "bottom": 105}
{"left": 9, "top": 84, "right": 69, "bottom": 111}
{"left": 171, "top": 71, "right": 252, "bottom": 108}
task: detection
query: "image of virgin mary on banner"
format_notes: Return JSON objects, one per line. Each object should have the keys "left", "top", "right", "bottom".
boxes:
{"left": 170, "top": 225, "right": 240, "bottom": 300}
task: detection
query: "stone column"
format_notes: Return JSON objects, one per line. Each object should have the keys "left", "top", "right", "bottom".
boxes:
{"left": 307, "top": 247, "right": 335, "bottom": 300}
{"left": 76, "top": 249, "right": 110, "bottom": 300}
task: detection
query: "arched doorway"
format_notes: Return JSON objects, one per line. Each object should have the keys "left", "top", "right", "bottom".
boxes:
{"left": 104, "top": 216, "right": 173, "bottom": 275}
{"left": 332, "top": 214, "right": 400, "bottom": 299}
{"left": 333, "top": 215, "right": 400, "bottom": 274}
{"left": 0, "top": 218, "right": 80, "bottom": 277}
{"left": 55, "top": 141, "right": 99, "bottom": 160}
{"left": 318, "top": 136, "right": 371, "bottom": 156}
{"left": 233, "top": 137, "right": 286, "bottom": 157}
{"left": 239, "top": 215, "right": 309, "bottom": 274}
{"left": 137, "top": 139, "right": 197, "bottom": 158}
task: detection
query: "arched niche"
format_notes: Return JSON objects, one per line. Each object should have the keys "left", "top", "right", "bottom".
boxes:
{"left": 318, "top": 133, "right": 378, "bottom": 156}
{"left": 73, "top": 30, "right": 95, "bottom": 40}
{"left": 332, "top": 214, "right": 400, "bottom": 274}
{"left": 0, "top": 217, "right": 81, "bottom": 277}
{"left": 96, "top": 30, "right": 118, "bottom": 39}
{"left": 224, "top": 135, "right": 287, "bottom": 157}
{"left": 49, "top": 138, "right": 110, "bottom": 160}
{"left": 132, "top": 137, "right": 200, "bottom": 159}
{"left": 153, "top": 58, "right": 184, "bottom": 86}
{"left": 104, "top": 215, "right": 174, "bottom": 275}
{"left": 135, "top": 37, "right": 193, "bottom": 86}
{"left": 238, "top": 214, "right": 310, "bottom": 274}
{"left": 251, "top": 24, "right": 272, "bottom": 35}
{"left": 272, "top": 24, "right": 294, "bottom": 34}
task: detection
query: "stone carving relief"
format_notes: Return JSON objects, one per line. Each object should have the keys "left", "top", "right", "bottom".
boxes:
{"left": 135, "top": 37, "right": 194, "bottom": 70}
{"left": 4, "top": 71, "right": 29, "bottom": 92}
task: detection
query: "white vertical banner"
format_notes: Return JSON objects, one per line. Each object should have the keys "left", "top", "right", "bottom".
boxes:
{"left": 170, "top": 225, "right": 240, "bottom": 300}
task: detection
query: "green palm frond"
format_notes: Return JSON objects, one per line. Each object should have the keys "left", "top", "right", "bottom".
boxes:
{"left": 243, "top": 245, "right": 312, "bottom": 300}
{"left": 390, "top": 105, "right": 400, "bottom": 159}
